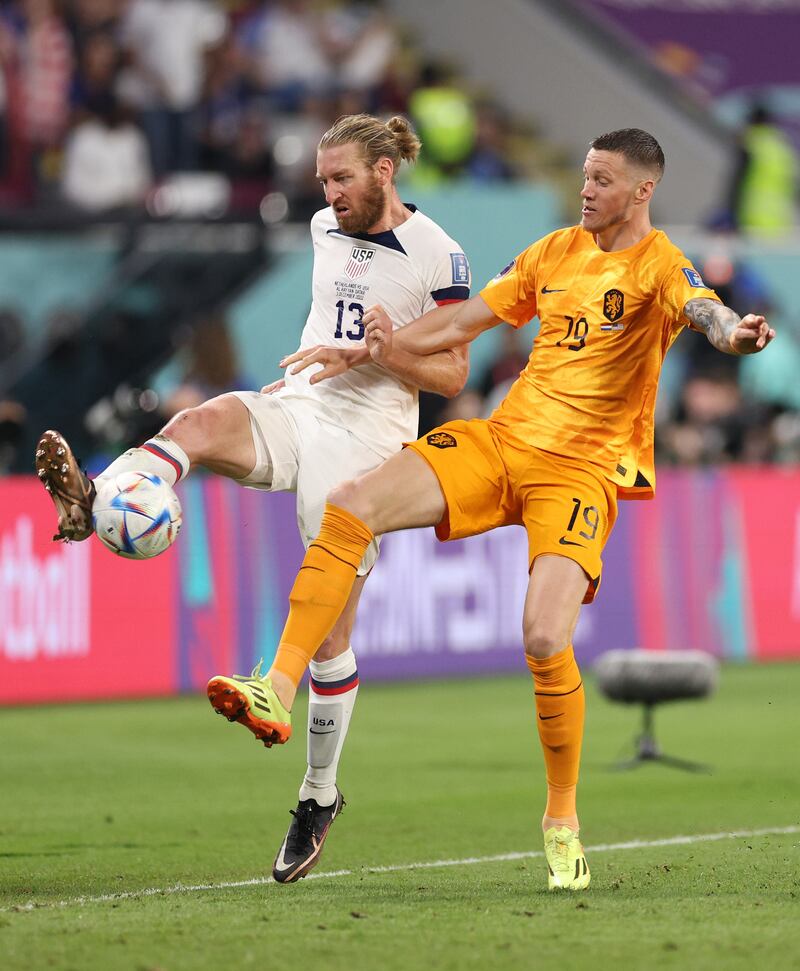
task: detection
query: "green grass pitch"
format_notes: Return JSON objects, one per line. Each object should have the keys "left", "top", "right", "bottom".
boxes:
{"left": 2, "top": 663, "right": 799, "bottom": 971}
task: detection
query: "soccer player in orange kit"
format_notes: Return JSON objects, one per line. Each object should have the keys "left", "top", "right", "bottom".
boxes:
{"left": 208, "top": 128, "right": 775, "bottom": 890}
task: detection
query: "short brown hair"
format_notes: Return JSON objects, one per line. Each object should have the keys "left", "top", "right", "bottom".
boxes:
{"left": 590, "top": 128, "right": 665, "bottom": 180}
{"left": 318, "top": 114, "right": 421, "bottom": 176}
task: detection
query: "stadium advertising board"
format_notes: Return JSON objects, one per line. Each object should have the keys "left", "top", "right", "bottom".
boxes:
{"left": 1, "top": 469, "right": 798, "bottom": 704}
{"left": 0, "top": 479, "right": 175, "bottom": 703}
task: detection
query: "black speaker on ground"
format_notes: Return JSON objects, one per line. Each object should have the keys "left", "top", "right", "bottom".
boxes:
{"left": 594, "top": 649, "right": 719, "bottom": 772}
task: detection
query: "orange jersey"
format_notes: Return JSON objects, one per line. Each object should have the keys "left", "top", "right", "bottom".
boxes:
{"left": 480, "top": 225, "right": 720, "bottom": 499}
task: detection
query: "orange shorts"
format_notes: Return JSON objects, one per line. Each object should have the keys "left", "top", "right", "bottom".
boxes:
{"left": 406, "top": 419, "right": 618, "bottom": 604}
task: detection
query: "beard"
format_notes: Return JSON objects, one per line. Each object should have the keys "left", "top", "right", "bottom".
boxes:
{"left": 335, "top": 176, "right": 387, "bottom": 233}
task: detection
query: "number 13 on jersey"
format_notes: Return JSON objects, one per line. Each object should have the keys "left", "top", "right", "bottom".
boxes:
{"left": 334, "top": 301, "right": 365, "bottom": 341}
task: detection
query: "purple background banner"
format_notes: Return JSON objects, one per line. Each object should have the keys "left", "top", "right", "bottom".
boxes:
{"left": 227, "top": 467, "right": 798, "bottom": 681}
{"left": 582, "top": 0, "right": 800, "bottom": 95}
{"left": 2, "top": 468, "right": 799, "bottom": 705}
{"left": 579, "top": 0, "right": 800, "bottom": 149}
{"left": 353, "top": 526, "right": 531, "bottom": 679}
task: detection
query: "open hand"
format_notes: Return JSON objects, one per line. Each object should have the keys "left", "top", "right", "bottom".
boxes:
{"left": 730, "top": 314, "right": 776, "bottom": 354}
{"left": 279, "top": 345, "right": 361, "bottom": 384}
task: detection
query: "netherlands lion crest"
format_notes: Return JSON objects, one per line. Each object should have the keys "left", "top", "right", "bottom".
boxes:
{"left": 426, "top": 432, "right": 457, "bottom": 449}
{"left": 603, "top": 289, "right": 624, "bottom": 322}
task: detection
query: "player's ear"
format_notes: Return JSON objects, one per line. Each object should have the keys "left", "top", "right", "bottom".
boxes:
{"left": 635, "top": 178, "right": 655, "bottom": 204}
{"left": 374, "top": 156, "right": 394, "bottom": 186}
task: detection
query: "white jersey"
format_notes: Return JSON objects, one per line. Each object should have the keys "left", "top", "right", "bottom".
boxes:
{"left": 278, "top": 205, "right": 470, "bottom": 458}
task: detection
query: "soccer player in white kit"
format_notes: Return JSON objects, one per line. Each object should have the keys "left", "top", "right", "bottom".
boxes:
{"left": 35, "top": 113, "right": 470, "bottom": 883}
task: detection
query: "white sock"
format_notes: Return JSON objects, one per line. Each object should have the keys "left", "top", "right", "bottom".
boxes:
{"left": 96, "top": 434, "right": 191, "bottom": 489}
{"left": 299, "top": 647, "right": 359, "bottom": 807}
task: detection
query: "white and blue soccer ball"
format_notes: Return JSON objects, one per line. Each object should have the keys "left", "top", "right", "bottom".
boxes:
{"left": 92, "top": 471, "right": 182, "bottom": 559}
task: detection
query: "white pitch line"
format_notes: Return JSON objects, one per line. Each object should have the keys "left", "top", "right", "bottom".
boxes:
{"left": 8, "top": 825, "right": 799, "bottom": 913}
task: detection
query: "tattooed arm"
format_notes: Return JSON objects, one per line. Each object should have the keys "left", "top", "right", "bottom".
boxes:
{"left": 683, "top": 298, "right": 776, "bottom": 355}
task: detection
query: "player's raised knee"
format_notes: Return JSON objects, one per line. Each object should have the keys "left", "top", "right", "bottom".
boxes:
{"left": 162, "top": 399, "right": 229, "bottom": 462}
{"left": 162, "top": 406, "right": 211, "bottom": 458}
{"left": 523, "top": 625, "right": 569, "bottom": 660}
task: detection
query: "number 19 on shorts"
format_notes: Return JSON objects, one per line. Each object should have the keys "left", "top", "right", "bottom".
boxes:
{"left": 567, "top": 497, "right": 599, "bottom": 542}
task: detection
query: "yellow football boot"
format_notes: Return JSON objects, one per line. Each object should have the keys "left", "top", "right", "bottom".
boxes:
{"left": 207, "top": 661, "right": 292, "bottom": 748}
{"left": 544, "top": 826, "right": 590, "bottom": 890}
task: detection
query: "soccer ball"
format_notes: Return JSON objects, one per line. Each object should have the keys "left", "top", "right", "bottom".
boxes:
{"left": 92, "top": 472, "right": 182, "bottom": 559}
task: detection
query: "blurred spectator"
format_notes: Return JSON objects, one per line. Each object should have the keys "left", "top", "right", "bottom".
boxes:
{"left": 683, "top": 243, "right": 773, "bottom": 380}
{"left": 323, "top": 0, "right": 396, "bottom": 103}
{"left": 16, "top": 0, "right": 73, "bottom": 146}
{"left": 769, "top": 409, "right": 800, "bottom": 464}
{"left": 466, "top": 103, "right": 516, "bottom": 183}
{"left": 236, "top": 0, "right": 396, "bottom": 112}
{"left": 219, "top": 108, "right": 274, "bottom": 210}
{"left": 658, "top": 372, "right": 748, "bottom": 466}
{"left": 67, "top": 0, "right": 122, "bottom": 49}
{"left": 60, "top": 99, "right": 151, "bottom": 211}
{"left": 198, "top": 31, "right": 250, "bottom": 166}
{"left": 408, "top": 62, "right": 476, "bottom": 183}
{"left": 237, "top": 0, "right": 331, "bottom": 112}
{"left": 70, "top": 27, "right": 120, "bottom": 121}
{"left": 0, "top": 0, "right": 74, "bottom": 201}
{"left": 117, "top": 0, "right": 227, "bottom": 176}
{"left": 160, "top": 313, "right": 246, "bottom": 418}
{"left": 268, "top": 91, "right": 330, "bottom": 207}
{"left": 0, "top": 0, "right": 525, "bottom": 209}
{"left": 724, "top": 103, "right": 798, "bottom": 236}
{"left": 374, "top": 40, "right": 422, "bottom": 115}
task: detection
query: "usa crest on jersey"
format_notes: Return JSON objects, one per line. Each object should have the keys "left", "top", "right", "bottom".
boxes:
{"left": 344, "top": 246, "right": 375, "bottom": 279}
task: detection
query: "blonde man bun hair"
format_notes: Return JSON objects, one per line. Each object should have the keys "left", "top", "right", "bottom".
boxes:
{"left": 319, "top": 114, "right": 421, "bottom": 176}
{"left": 385, "top": 115, "right": 422, "bottom": 164}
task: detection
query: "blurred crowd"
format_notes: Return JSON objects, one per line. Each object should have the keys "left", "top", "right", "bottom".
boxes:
{"left": 0, "top": 0, "right": 522, "bottom": 213}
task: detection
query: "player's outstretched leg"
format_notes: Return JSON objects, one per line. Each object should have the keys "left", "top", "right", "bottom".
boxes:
{"left": 36, "top": 396, "right": 256, "bottom": 545}
{"left": 207, "top": 662, "right": 292, "bottom": 748}
{"left": 35, "top": 430, "right": 96, "bottom": 541}
{"left": 272, "top": 787, "right": 345, "bottom": 883}
{"left": 272, "top": 644, "right": 359, "bottom": 882}
{"left": 35, "top": 429, "right": 191, "bottom": 543}
{"left": 544, "top": 826, "right": 590, "bottom": 891}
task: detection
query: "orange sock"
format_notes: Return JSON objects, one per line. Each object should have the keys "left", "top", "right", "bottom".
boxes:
{"left": 272, "top": 504, "right": 373, "bottom": 687}
{"left": 526, "top": 645, "right": 584, "bottom": 822}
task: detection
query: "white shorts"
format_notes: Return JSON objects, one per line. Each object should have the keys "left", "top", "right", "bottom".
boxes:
{"left": 231, "top": 391, "right": 386, "bottom": 575}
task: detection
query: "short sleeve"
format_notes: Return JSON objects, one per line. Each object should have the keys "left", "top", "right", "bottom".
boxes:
{"left": 658, "top": 258, "right": 721, "bottom": 329}
{"left": 425, "top": 248, "right": 471, "bottom": 311}
{"left": 479, "top": 241, "right": 542, "bottom": 328}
